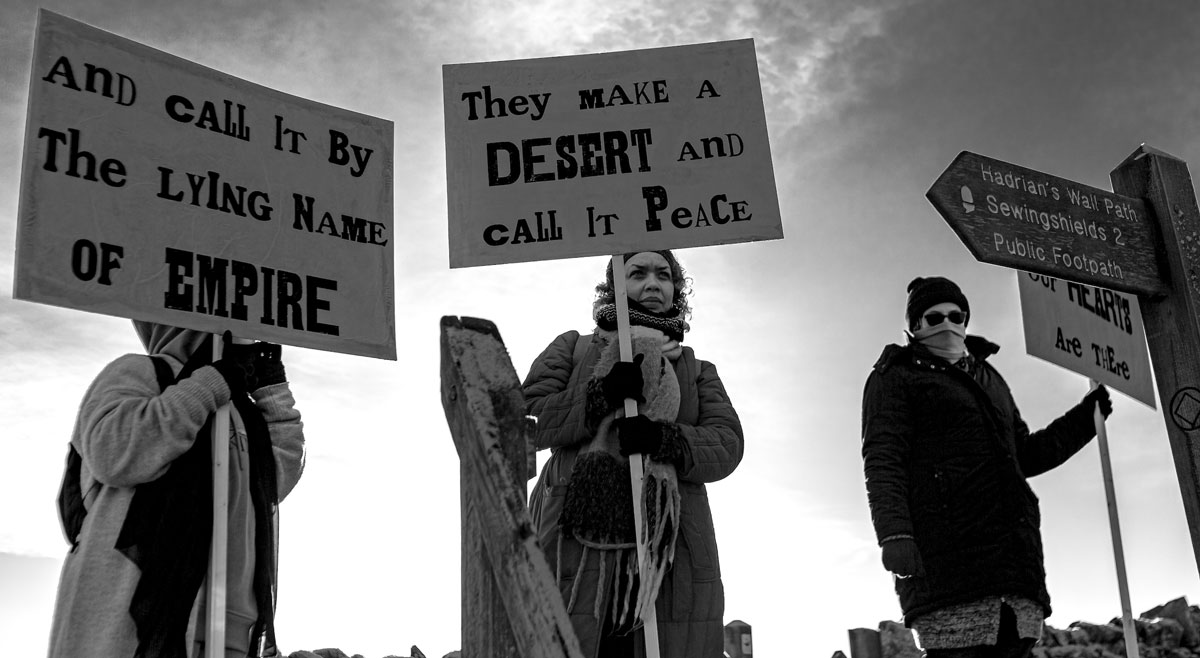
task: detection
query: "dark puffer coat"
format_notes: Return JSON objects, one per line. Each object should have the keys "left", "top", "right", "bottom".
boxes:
{"left": 525, "top": 329, "right": 743, "bottom": 658}
{"left": 861, "top": 335, "right": 1097, "bottom": 624}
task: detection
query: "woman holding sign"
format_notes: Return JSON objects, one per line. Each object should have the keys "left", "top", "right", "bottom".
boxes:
{"left": 49, "top": 323, "right": 306, "bottom": 658}
{"left": 524, "top": 250, "right": 743, "bottom": 658}
{"left": 860, "top": 276, "right": 1112, "bottom": 658}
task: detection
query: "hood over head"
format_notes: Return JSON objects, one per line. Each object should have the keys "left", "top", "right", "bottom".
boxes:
{"left": 132, "top": 320, "right": 211, "bottom": 368}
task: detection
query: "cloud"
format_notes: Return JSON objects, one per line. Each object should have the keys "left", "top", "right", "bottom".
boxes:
{"left": 438, "top": 0, "right": 910, "bottom": 136}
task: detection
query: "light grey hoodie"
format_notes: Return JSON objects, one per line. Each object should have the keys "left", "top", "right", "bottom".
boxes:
{"left": 47, "top": 322, "right": 305, "bottom": 658}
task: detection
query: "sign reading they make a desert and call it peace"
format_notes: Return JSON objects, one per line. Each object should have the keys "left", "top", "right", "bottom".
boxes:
{"left": 15, "top": 10, "right": 396, "bottom": 359}
{"left": 927, "top": 151, "right": 1165, "bottom": 297}
{"left": 442, "top": 39, "right": 783, "bottom": 268}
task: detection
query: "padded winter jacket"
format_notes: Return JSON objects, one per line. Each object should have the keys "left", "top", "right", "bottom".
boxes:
{"left": 861, "top": 335, "right": 1097, "bottom": 624}
{"left": 525, "top": 329, "right": 743, "bottom": 658}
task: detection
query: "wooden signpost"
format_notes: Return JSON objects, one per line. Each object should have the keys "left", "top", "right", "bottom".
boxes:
{"left": 1109, "top": 145, "right": 1200, "bottom": 575}
{"left": 929, "top": 145, "right": 1200, "bottom": 652}
{"left": 440, "top": 316, "right": 583, "bottom": 658}
{"left": 927, "top": 151, "right": 1166, "bottom": 297}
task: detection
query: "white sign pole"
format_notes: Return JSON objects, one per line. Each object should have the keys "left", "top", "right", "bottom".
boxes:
{"left": 1091, "top": 378, "right": 1139, "bottom": 658}
{"left": 612, "top": 254, "right": 662, "bottom": 658}
{"left": 206, "top": 335, "right": 230, "bottom": 655}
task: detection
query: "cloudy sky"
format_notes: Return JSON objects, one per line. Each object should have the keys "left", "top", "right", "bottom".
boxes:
{"left": 4, "top": 1, "right": 1200, "bottom": 656}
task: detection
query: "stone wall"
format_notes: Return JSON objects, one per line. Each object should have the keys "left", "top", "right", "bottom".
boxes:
{"left": 842, "top": 597, "right": 1200, "bottom": 658}
{"left": 285, "top": 646, "right": 435, "bottom": 658}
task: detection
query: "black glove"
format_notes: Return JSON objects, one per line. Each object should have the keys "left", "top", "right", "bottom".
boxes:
{"left": 601, "top": 353, "right": 645, "bottom": 408}
{"left": 212, "top": 331, "right": 258, "bottom": 396}
{"left": 1084, "top": 384, "right": 1113, "bottom": 419}
{"left": 615, "top": 414, "right": 665, "bottom": 457}
{"left": 252, "top": 342, "right": 286, "bottom": 387}
{"left": 881, "top": 537, "right": 925, "bottom": 578}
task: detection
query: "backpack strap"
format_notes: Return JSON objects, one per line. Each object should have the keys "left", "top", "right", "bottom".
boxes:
{"left": 57, "top": 448, "right": 85, "bottom": 550}
{"left": 150, "top": 355, "right": 176, "bottom": 388}
{"left": 57, "top": 356, "right": 176, "bottom": 550}
{"left": 572, "top": 331, "right": 592, "bottom": 369}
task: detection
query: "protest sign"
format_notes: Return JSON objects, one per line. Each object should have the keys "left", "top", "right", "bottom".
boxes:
{"left": 15, "top": 10, "right": 396, "bottom": 359}
{"left": 1018, "top": 271, "right": 1155, "bottom": 407}
{"left": 443, "top": 38, "right": 783, "bottom": 268}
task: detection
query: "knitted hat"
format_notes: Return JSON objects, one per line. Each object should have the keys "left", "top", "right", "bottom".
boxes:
{"left": 906, "top": 276, "right": 970, "bottom": 327}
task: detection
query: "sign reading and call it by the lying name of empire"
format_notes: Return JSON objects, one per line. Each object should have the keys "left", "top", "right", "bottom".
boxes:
{"left": 927, "top": 151, "right": 1165, "bottom": 296}
{"left": 442, "top": 39, "right": 783, "bottom": 269}
{"left": 15, "top": 10, "right": 396, "bottom": 359}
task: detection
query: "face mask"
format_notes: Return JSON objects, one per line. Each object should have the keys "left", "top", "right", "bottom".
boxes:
{"left": 912, "top": 322, "right": 967, "bottom": 361}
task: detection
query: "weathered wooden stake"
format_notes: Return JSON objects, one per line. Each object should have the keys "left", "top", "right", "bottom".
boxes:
{"left": 441, "top": 316, "right": 583, "bottom": 658}
{"left": 1111, "top": 146, "right": 1200, "bottom": 576}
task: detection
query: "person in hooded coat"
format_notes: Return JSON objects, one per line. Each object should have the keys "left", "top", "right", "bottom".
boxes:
{"left": 48, "top": 322, "right": 305, "bottom": 658}
{"left": 860, "top": 276, "right": 1113, "bottom": 658}
{"left": 524, "top": 251, "right": 743, "bottom": 658}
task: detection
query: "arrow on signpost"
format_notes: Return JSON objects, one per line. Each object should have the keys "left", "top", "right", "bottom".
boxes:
{"left": 926, "top": 151, "right": 1166, "bottom": 296}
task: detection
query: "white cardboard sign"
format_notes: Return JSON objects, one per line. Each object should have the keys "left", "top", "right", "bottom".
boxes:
{"left": 443, "top": 39, "right": 783, "bottom": 268}
{"left": 15, "top": 10, "right": 396, "bottom": 359}
{"left": 1017, "top": 272, "right": 1155, "bottom": 407}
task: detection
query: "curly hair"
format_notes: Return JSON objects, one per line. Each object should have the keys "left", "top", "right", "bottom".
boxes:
{"left": 594, "top": 250, "right": 693, "bottom": 329}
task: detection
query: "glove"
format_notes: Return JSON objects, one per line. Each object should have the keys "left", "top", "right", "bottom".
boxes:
{"left": 252, "top": 342, "right": 286, "bottom": 387}
{"left": 1084, "top": 384, "right": 1113, "bottom": 419}
{"left": 615, "top": 414, "right": 665, "bottom": 457}
{"left": 881, "top": 537, "right": 925, "bottom": 578}
{"left": 601, "top": 353, "right": 645, "bottom": 408}
{"left": 212, "top": 331, "right": 257, "bottom": 396}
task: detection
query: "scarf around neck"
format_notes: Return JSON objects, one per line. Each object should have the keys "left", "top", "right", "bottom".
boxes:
{"left": 910, "top": 323, "right": 967, "bottom": 363}
{"left": 115, "top": 335, "right": 279, "bottom": 658}
{"left": 593, "top": 299, "right": 686, "bottom": 343}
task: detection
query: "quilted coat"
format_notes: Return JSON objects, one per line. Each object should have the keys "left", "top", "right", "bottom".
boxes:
{"left": 861, "top": 335, "right": 1098, "bottom": 624}
{"left": 525, "top": 329, "right": 743, "bottom": 658}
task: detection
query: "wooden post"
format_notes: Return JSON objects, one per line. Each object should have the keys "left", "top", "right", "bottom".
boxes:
{"left": 1110, "top": 145, "right": 1200, "bottom": 575}
{"left": 441, "top": 316, "right": 584, "bottom": 658}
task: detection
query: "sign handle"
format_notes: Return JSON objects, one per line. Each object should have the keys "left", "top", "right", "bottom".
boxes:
{"left": 612, "top": 254, "right": 662, "bottom": 658}
{"left": 206, "top": 334, "right": 231, "bottom": 656}
{"left": 1091, "top": 378, "right": 1139, "bottom": 658}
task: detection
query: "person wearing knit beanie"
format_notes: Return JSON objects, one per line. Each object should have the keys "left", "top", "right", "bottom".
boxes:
{"left": 905, "top": 276, "right": 970, "bottom": 331}
{"left": 905, "top": 276, "right": 972, "bottom": 363}
{"left": 860, "top": 274, "right": 1114, "bottom": 658}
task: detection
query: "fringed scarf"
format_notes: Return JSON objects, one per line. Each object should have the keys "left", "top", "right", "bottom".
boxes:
{"left": 559, "top": 323, "right": 682, "bottom": 634}
{"left": 115, "top": 335, "right": 279, "bottom": 658}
